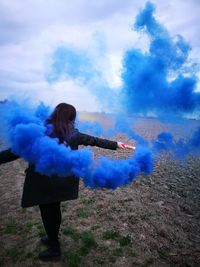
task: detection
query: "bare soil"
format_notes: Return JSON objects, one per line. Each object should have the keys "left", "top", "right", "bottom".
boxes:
{"left": 0, "top": 118, "right": 200, "bottom": 267}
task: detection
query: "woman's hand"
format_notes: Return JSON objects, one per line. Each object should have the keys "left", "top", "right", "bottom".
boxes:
{"left": 117, "top": 142, "right": 136, "bottom": 150}
{"left": 117, "top": 142, "right": 125, "bottom": 149}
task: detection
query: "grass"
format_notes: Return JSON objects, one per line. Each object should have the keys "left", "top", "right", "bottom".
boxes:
{"left": 2, "top": 220, "right": 134, "bottom": 266}
{"left": 63, "top": 227, "right": 98, "bottom": 251}
{"left": 94, "top": 258, "right": 106, "bottom": 265}
{"left": 102, "top": 229, "right": 131, "bottom": 247}
{"left": 158, "top": 248, "right": 169, "bottom": 260}
{"left": 108, "top": 255, "right": 117, "bottom": 263}
{"left": 141, "top": 257, "right": 155, "bottom": 267}
{"left": 80, "top": 231, "right": 97, "bottom": 249}
{"left": 97, "top": 230, "right": 134, "bottom": 265}
{"left": 36, "top": 223, "right": 46, "bottom": 236}
{"left": 76, "top": 208, "right": 93, "bottom": 218}
{"left": 79, "top": 246, "right": 90, "bottom": 256}
{"left": 7, "top": 248, "right": 23, "bottom": 263}
{"left": 63, "top": 228, "right": 98, "bottom": 258}
{"left": 119, "top": 235, "right": 132, "bottom": 246}
{"left": 63, "top": 251, "right": 81, "bottom": 267}
{"left": 4, "top": 220, "right": 33, "bottom": 237}
{"left": 102, "top": 229, "right": 120, "bottom": 240}
{"left": 63, "top": 226, "right": 80, "bottom": 241}
{"left": 4, "top": 221, "right": 20, "bottom": 235}
{"left": 24, "top": 222, "right": 33, "bottom": 232}
{"left": 112, "top": 247, "right": 123, "bottom": 257}
{"left": 0, "top": 258, "right": 5, "bottom": 267}
{"left": 91, "top": 224, "right": 101, "bottom": 230}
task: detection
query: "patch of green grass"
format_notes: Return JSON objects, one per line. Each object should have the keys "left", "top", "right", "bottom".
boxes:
{"left": 119, "top": 235, "right": 132, "bottom": 247}
{"left": 63, "top": 226, "right": 80, "bottom": 241}
{"left": 4, "top": 221, "right": 20, "bottom": 235}
{"left": 102, "top": 229, "right": 120, "bottom": 240}
{"left": 94, "top": 258, "right": 106, "bottom": 265}
{"left": 7, "top": 248, "right": 22, "bottom": 263}
{"left": 157, "top": 248, "right": 169, "bottom": 260}
{"left": 141, "top": 257, "right": 155, "bottom": 267}
{"left": 112, "top": 247, "right": 123, "bottom": 257}
{"left": 63, "top": 229, "right": 97, "bottom": 257}
{"left": 36, "top": 223, "right": 45, "bottom": 236}
{"left": 0, "top": 257, "right": 5, "bottom": 267}
{"left": 63, "top": 251, "right": 81, "bottom": 267}
{"left": 79, "top": 246, "right": 90, "bottom": 256}
{"left": 78, "top": 231, "right": 98, "bottom": 256}
{"left": 80, "top": 231, "right": 97, "bottom": 249}
{"left": 108, "top": 255, "right": 116, "bottom": 263}
{"left": 24, "top": 222, "right": 33, "bottom": 232}
{"left": 76, "top": 208, "right": 93, "bottom": 218}
{"left": 91, "top": 224, "right": 101, "bottom": 231}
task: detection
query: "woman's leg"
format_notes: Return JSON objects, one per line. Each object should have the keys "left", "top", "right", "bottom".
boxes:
{"left": 39, "top": 202, "right": 61, "bottom": 247}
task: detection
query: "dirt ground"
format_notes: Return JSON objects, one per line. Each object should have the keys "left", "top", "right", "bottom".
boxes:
{"left": 0, "top": 118, "right": 200, "bottom": 267}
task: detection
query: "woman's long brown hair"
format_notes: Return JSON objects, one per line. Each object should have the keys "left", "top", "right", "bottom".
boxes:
{"left": 46, "top": 103, "right": 76, "bottom": 143}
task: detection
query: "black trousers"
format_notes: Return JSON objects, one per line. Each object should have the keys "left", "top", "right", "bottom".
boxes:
{"left": 39, "top": 202, "right": 61, "bottom": 247}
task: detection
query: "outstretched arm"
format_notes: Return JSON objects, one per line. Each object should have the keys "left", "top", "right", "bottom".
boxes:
{"left": 77, "top": 132, "right": 118, "bottom": 150}
{"left": 0, "top": 149, "right": 19, "bottom": 164}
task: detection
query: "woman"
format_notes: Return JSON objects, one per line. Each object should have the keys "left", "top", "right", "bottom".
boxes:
{"left": 0, "top": 103, "right": 126, "bottom": 261}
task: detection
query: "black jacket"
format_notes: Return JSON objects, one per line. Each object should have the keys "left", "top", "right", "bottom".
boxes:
{"left": 0, "top": 131, "right": 117, "bottom": 208}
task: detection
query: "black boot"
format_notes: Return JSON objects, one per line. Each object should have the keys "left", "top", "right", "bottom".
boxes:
{"left": 40, "top": 235, "right": 50, "bottom": 246}
{"left": 38, "top": 245, "right": 61, "bottom": 261}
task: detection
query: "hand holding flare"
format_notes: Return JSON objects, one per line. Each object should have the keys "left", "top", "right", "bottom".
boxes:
{"left": 117, "top": 142, "right": 136, "bottom": 150}
{"left": 124, "top": 144, "right": 136, "bottom": 150}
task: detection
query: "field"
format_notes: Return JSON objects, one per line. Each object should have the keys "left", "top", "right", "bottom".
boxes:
{"left": 0, "top": 116, "right": 200, "bottom": 267}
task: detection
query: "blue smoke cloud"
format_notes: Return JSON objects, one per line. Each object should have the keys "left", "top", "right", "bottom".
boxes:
{"left": 121, "top": 2, "right": 200, "bottom": 116}
{"left": 77, "top": 116, "right": 147, "bottom": 145}
{"left": 2, "top": 103, "right": 153, "bottom": 189}
{"left": 47, "top": 47, "right": 97, "bottom": 84}
{"left": 78, "top": 120, "right": 105, "bottom": 137}
{"left": 46, "top": 45, "right": 120, "bottom": 112}
{"left": 46, "top": 2, "right": 200, "bottom": 118}
{"left": 1, "top": 2, "right": 200, "bottom": 190}
{"left": 152, "top": 127, "right": 200, "bottom": 158}
{"left": 84, "top": 146, "right": 152, "bottom": 189}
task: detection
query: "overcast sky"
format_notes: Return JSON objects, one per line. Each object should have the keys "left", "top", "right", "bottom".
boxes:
{"left": 0, "top": 0, "right": 200, "bottom": 112}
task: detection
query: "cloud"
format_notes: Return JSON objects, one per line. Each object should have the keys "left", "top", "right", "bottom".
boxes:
{"left": 0, "top": 0, "right": 199, "bottom": 112}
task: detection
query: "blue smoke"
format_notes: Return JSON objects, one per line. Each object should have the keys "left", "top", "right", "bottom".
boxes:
{"left": 35, "top": 102, "right": 51, "bottom": 121}
{"left": 84, "top": 146, "right": 152, "bottom": 189}
{"left": 46, "top": 2, "right": 200, "bottom": 117}
{"left": 46, "top": 46, "right": 120, "bottom": 112}
{"left": 78, "top": 120, "right": 105, "bottom": 137}
{"left": 1, "top": 2, "right": 199, "bottom": 190}
{"left": 2, "top": 103, "right": 153, "bottom": 189}
{"left": 152, "top": 127, "right": 200, "bottom": 158}
{"left": 77, "top": 115, "right": 147, "bottom": 146}
{"left": 46, "top": 47, "right": 97, "bottom": 84}
{"left": 122, "top": 2, "right": 200, "bottom": 116}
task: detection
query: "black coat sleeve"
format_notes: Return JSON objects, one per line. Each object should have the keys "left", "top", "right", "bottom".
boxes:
{"left": 0, "top": 149, "right": 20, "bottom": 164}
{"left": 76, "top": 132, "right": 118, "bottom": 150}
